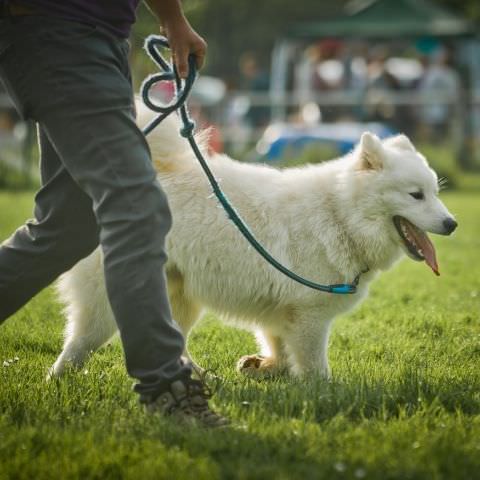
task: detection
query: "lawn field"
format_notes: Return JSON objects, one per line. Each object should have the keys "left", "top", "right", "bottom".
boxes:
{"left": 0, "top": 190, "right": 479, "bottom": 480}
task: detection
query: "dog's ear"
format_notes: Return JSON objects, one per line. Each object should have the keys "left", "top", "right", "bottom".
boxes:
{"left": 384, "top": 134, "right": 416, "bottom": 152}
{"left": 358, "top": 132, "right": 384, "bottom": 171}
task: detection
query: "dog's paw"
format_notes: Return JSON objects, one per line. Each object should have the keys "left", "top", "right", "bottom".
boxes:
{"left": 46, "top": 357, "right": 80, "bottom": 381}
{"left": 45, "top": 363, "right": 66, "bottom": 382}
{"left": 236, "top": 354, "right": 285, "bottom": 378}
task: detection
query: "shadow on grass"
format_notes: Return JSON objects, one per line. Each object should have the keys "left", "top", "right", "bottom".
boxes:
{"left": 213, "top": 366, "right": 480, "bottom": 424}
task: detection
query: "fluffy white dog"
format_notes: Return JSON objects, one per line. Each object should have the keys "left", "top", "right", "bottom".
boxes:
{"left": 51, "top": 104, "right": 457, "bottom": 379}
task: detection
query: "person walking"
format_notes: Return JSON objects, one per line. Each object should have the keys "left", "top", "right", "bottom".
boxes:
{"left": 0, "top": 0, "right": 228, "bottom": 428}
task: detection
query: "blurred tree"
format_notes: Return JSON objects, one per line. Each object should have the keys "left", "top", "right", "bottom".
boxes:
{"left": 131, "top": 0, "right": 478, "bottom": 83}
{"left": 184, "top": 0, "right": 478, "bottom": 80}
{"left": 184, "top": 0, "right": 348, "bottom": 81}
{"left": 437, "top": 0, "right": 480, "bottom": 23}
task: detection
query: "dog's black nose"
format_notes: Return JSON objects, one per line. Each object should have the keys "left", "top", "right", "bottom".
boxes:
{"left": 443, "top": 217, "right": 458, "bottom": 235}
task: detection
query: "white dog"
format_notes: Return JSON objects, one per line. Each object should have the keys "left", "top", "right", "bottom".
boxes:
{"left": 50, "top": 104, "right": 457, "bottom": 379}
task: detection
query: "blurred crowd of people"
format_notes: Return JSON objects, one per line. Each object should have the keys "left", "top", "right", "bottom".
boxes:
{"left": 186, "top": 38, "right": 463, "bottom": 155}
{"left": 293, "top": 39, "right": 461, "bottom": 141}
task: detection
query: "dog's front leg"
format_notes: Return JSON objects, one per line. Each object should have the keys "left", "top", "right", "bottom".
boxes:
{"left": 285, "top": 313, "right": 334, "bottom": 379}
{"left": 237, "top": 330, "right": 288, "bottom": 378}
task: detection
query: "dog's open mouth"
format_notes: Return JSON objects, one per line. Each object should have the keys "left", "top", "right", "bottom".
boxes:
{"left": 393, "top": 216, "right": 439, "bottom": 276}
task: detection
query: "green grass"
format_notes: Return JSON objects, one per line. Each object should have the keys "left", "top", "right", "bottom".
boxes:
{"left": 1, "top": 189, "right": 479, "bottom": 480}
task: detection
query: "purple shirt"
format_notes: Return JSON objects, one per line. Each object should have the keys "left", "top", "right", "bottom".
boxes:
{"left": 20, "top": 0, "right": 141, "bottom": 38}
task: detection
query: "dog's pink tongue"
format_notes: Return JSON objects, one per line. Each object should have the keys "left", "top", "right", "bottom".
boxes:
{"left": 411, "top": 228, "right": 440, "bottom": 276}
{"left": 422, "top": 240, "right": 440, "bottom": 276}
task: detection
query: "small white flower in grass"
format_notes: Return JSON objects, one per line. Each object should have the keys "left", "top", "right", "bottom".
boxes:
{"left": 334, "top": 462, "right": 347, "bottom": 473}
{"left": 412, "top": 441, "right": 421, "bottom": 449}
{"left": 2, "top": 356, "right": 19, "bottom": 366}
{"left": 83, "top": 369, "right": 89, "bottom": 375}
{"left": 354, "top": 467, "right": 366, "bottom": 478}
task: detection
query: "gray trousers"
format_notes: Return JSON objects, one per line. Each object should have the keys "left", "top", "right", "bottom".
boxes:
{"left": 0, "top": 15, "right": 191, "bottom": 396}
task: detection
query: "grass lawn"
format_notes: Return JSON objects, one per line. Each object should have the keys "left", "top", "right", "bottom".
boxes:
{"left": 0, "top": 189, "right": 479, "bottom": 480}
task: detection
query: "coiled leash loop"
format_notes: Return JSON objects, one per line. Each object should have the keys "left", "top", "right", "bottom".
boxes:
{"left": 141, "top": 35, "right": 364, "bottom": 294}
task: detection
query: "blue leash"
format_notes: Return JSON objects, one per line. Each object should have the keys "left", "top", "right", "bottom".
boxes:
{"left": 141, "top": 35, "right": 363, "bottom": 294}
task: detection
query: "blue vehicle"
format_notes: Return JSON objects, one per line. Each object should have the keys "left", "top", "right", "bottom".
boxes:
{"left": 258, "top": 121, "right": 396, "bottom": 161}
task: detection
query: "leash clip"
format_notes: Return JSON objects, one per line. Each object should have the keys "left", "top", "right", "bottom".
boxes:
{"left": 329, "top": 284, "right": 357, "bottom": 294}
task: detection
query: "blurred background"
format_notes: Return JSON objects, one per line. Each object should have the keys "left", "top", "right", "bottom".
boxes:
{"left": 1, "top": 0, "right": 480, "bottom": 189}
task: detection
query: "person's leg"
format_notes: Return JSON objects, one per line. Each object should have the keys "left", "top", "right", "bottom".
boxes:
{"left": 0, "top": 16, "right": 191, "bottom": 395}
{"left": 0, "top": 125, "right": 99, "bottom": 321}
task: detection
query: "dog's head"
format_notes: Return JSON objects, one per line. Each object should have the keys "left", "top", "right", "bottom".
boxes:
{"left": 354, "top": 132, "right": 457, "bottom": 275}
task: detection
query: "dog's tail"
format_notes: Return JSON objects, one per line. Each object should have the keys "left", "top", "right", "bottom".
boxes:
{"left": 136, "top": 98, "right": 209, "bottom": 174}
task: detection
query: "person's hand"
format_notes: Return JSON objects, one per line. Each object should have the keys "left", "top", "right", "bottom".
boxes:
{"left": 162, "top": 17, "right": 207, "bottom": 79}
{"left": 144, "top": 0, "right": 207, "bottom": 78}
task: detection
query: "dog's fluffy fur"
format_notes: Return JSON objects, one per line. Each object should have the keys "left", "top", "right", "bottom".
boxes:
{"left": 51, "top": 103, "right": 456, "bottom": 379}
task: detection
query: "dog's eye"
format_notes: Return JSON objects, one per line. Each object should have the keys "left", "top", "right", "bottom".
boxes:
{"left": 409, "top": 191, "right": 424, "bottom": 200}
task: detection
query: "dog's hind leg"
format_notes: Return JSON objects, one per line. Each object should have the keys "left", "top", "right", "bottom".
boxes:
{"left": 49, "top": 249, "right": 117, "bottom": 378}
{"left": 166, "top": 265, "right": 203, "bottom": 373}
